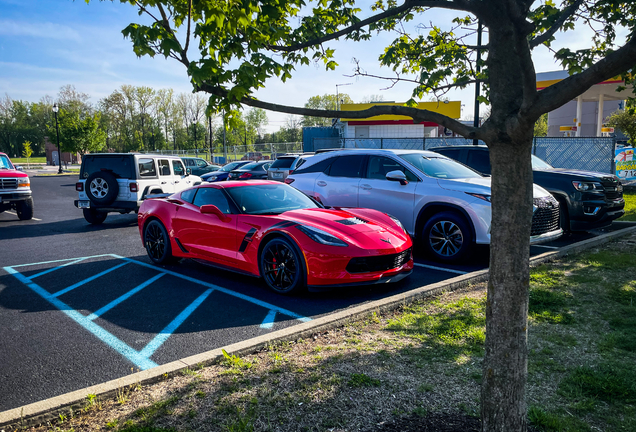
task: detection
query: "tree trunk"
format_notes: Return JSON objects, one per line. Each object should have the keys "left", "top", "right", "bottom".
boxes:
{"left": 481, "top": 132, "right": 534, "bottom": 432}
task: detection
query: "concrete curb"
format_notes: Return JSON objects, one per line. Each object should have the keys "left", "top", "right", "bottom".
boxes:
{"left": 2, "top": 223, "right": 636, "bottom": 429}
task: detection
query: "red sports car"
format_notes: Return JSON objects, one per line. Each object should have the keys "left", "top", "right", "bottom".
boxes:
{"left": 137, "top": 181, "right": 413, "bottom": 294}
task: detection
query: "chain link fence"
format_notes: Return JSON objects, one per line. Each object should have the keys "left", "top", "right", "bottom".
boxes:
{"left": 310, "top": 136, "right": 617, "bottom": 174}
{"left": 144, "top": 142, "right": 303, "bottom": 164}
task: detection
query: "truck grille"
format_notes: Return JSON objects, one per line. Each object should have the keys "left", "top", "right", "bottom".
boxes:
{"left": 0, "top": 178, "right": 18, "bottom": 189}
{"left": 600, "top": 177, "right": 622, "bottom": 199}
{"left": 531, "top": 196, "right": 560, "bottom": 235}
{"left": 346, "top": 248, "right": 412, "bottom": 274}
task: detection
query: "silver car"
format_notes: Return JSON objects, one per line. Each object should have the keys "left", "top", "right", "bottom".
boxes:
{"left": 268, "top": 153, "right": 314, "bottom": 182}
{"left": 286, "top": 149, "right": 562, "bottom": 262}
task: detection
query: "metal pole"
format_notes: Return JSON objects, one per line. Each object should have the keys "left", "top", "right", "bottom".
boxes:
{"left": 223, "top": 115, "right": 227, "bottom": 162}
{"left": 54, "top": 111, "right": 63, "bottom": 174}
{"left": 473, "top": 20, "right": 482, "bottom": 146}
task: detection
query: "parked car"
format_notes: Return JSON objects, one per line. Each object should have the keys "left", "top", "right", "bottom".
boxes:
{"left": 286, "top": 149, "right": 562, "bottom": 262}
{"left": 430, "top": 145, "right": 625, "bottom": 232}
{"left": 201, "top": 161, "right": 251, "bottom": 182}
{"left": 241, "top": 152, "right": 263, "bottom": 161}
{"left": 227, "top": 160, "right": 272, "bottom": 180}
{"left": 75, "top": 153, "right": 202, "bottom": 224}
{"left": 267, "top": 153, "right": 314, "bottom": 182}
{"left": 181, "top": 157, "right": 221, "bottom": 176}
{"left": 138, "top": 181, "right": 413, "bottom": 293}
{"left": 0, "top": 152, "right": 33, "bottom": 220}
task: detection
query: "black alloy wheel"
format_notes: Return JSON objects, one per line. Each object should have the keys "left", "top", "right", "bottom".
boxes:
{"left": 260, "top": 238, "right": 305, "bottom": 294}
{"left": 144, "top": 220, "right": 176, "bottom": 265}
{"left": 422, "top": 211, "right": 472, "bottom": 263}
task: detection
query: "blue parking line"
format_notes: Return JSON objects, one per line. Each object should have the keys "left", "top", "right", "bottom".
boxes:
{"left": 8, "top": 254, "right": 116, "bottom": 269}
{"left": 138, "top": 288, "right": 215, "bottom": 358}
{"left": 51, "top": 262, "right": 129, "bottom": 298}
{"left": 260, "top": 310, "right": 277, "bottom": 329}
{"left": 27, "top": 258, "right": 88, "bottom": 280}
{"left": 86, "top": 273, "right": 165, "bottom": 321}
{"left": 3, "top": 266, "right": 158, "bottom": 370}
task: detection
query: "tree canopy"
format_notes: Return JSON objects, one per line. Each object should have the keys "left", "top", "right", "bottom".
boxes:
{"left": 98, "top": 0, "right": 636, "bottom": 430}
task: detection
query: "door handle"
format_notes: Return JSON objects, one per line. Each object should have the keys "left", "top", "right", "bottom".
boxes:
{"left": 317, "top": 181, "right": 327, "bottom": 187}
{"left": 161, "top": 181, "right": 167, "bottom": 185}
{"left": 360, "top": 184, "right": 372, "bottom": 190}
{"left": 175, "top": 180, "right": 180, "bottom": 183}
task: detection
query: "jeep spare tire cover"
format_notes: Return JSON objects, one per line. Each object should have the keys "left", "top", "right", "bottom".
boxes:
{"left": 86, "top": 171, "right": 119, "bottom": 205}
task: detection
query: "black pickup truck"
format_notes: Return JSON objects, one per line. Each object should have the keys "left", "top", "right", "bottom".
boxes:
{"left": 430, "top": 145, "right": 625, "bottom": 232}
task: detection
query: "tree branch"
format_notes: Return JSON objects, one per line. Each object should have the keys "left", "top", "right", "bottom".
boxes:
{"left": 529, "top": 0, "right": 585, "bottom": 48}
{"left": 531, "top": 32, "right": 636, "bottom": 117}
{"left": 267, "top": 0, "right": 476, "bottom": 53}
{"left": 184, "top": 0, "right": 192, "bottom": 57}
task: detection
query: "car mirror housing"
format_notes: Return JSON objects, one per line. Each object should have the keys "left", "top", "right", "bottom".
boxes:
{"left": 200, "top": 204, "right": 230, "bottom": 221}
{"left": 185, "top": 168, "right": 191, "bottom": 176}
{"left": 386, "top": 170, "right": 408, "bottom": 185}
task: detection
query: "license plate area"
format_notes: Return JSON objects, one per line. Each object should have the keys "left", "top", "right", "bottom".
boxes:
{"left": 78, "top": 200, "right": 90, "bottom": 209}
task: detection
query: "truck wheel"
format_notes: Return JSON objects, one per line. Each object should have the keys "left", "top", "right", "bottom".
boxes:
{"left": 83, "top": 208, "right": 107, "bottom": 225}
{"left": 16, "top": 197, "right": 34, "bottom": 220}
{"left": 421, "top": 211, "right": 473, "bottom": 263}
{"left": 86, "top": 171, "right": 119, "bottom": 205}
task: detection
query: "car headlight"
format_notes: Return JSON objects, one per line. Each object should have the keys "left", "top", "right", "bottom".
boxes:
{"left": 465, "top": 192, "right": 491, "bottom": 202}
{"left": 297, "top": 225, "right": 348, "bottom": 247}
{"left": 388, "top": 214, "right": 406, "bottom": 233}
{"left": 572, "top": 181, "right": 603, "bottom": 192}
{"left": 18, "top": 177, "right": 30, "bottom": 188}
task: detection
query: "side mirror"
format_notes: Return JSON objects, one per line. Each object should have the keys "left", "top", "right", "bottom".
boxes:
{"left": 200, "top": 204, "right": 230, "bottom": 222}
{"left": 185, "top": 168, "right": 191, "bottom": 176}
{"left": 15, "top": 165, "right": 24, "bottom": 171}
{"left": 386, "top": 170, "right": 408, "bottom": 185}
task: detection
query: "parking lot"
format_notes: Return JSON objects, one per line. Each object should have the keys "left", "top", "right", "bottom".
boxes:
{"left": 0, "top": 174, "right": 633, "bottom": 413}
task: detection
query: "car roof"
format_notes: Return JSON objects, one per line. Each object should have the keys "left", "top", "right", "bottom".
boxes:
{"left": 429, "top": 145, "right": 488, "bottom": 150}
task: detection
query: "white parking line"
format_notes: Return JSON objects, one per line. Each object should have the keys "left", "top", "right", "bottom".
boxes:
{"left": 414, "top": 263, "right": 468, "bottom": 275}
{"left": 5, "top": 210, "right": 42, "bottom": 221}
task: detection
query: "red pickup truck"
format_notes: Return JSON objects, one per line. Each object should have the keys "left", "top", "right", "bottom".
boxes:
{"left": 0, "top": 152, "right": 33, "bottom": 220}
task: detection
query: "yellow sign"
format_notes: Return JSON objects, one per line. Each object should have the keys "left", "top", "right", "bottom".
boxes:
{"left": 340, "top": 101, "right": 461, "bottom": 121}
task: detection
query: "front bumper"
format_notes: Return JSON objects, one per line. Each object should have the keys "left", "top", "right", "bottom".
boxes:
{"left": 0, "top": 191, "right": 32, "bottom": 202}
{"left": 569, "top": 197, "right": 625, "bottom": 231}
{"left": 308, "top": 269, "right": 413, "bottom": 290}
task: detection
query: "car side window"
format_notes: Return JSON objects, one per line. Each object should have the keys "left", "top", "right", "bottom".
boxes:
{"left": 325, "top": 155, "right": 366, "bottom": 178}
{"left": 366, "top": 156, "right": 418, "bottom": 182}
{"left": 172, "top": 160, "right": 185, "bottom": 176}
{"left": 294, "top": 157, "right": 335, "bottom": 175}
{"left": 196, "top": 159, "right": 207, "bottom": 168}
{"left": 180, "top": 188, "right": 196, "bottom": 203}
{"left": 192, "top": 187, "right": 231, "bottom": 213}
{"left": 158, "top": 159, "right": 171, "bottom": 176}
{"left": 138, "top": 158, "right": 157, "bottom": 177}
{"left": 466, "top": 150, "right": 491, "bottom": 175}
{"left": 438, "top": 148, "right": 461, "bottom": 161}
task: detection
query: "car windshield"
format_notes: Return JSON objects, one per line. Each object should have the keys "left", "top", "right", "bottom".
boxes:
{"left": 270, "top": 157, "right": 296, "bottom": 169}
{"left": 399, "top": 153, "right": 482, "bottom": 179}
{"left": 240, "top": 162, "right": 261, "bottom": 170}
{"left": 220, "top": 162, "right": 242, "bottom": 172}
{"left": 225, "top": 184, "right": 319, "bottom": 215}
{"left": 531, "top": 155, "right": 554, "bottom": 169}
{"left": 0, "top": 155, "right": 14, "bottom": 169}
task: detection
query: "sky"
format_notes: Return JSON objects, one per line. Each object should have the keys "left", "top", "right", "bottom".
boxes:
{"left": 0, "top": 0, "right": 612, "bottom": 133}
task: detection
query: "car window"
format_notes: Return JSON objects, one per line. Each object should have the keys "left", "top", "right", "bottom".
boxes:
{"left": 241, "top": 162, "right": 260, "bottom": 170}
{"left": 180, "top": 188, "right": 196, "bottom": 203}
{"left": 293, "top": 156, "right": 335, "bottom": 175}
{"left": 172, "top": 160, "right": 185, "bottom": 176}
{"left": 226, "top": 183, "right": 318, "bottom": 215}
{"left": 192, "top": 187, "right": 231, "bottom": 213}
{"left": 0, "top": 155, "right": 13, "bottom": 169}
{"left": 325, "top": 155, "right": 366, "bottom": 178}
{"left": 196, "top": 159, "right": 207, "bottom": 168}
{"left": 270, "top": 157, "right": 296, "bottom": 169}
{"left": 531, "top": 155, "right": 554, "bottom": 169}
{"left": 138, "top": 158, "right": 157, "bottom": 177}
{"left": 263, "top": 163, "right": 272, "bottom": 170}
{"left": 158, "top": 159, "right": 171, "bottom": 176}
{"left": 81, "top": 155, "right": 134, "bottom": 179}
{"left": 436, "top": 148, "right": 462, "bottom": 161}
{"left": 399, "top": 153, "right": 481, "bottom": 179}
{"left": 466, "top": 150, "right": 491, "bottom": 175}
{"left": 366, "top": 156, "right": 419, "bottom": 182}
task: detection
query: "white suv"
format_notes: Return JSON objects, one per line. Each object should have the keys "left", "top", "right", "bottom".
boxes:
{"left": 75, "top": 153, "right": 202, "bottom": 224}
{"left": 286, "top": 149, "right": 562, "bottom": 262}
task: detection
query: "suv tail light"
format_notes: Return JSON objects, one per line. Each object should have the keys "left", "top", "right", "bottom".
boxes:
{"left": 287, "top": 170, "right": 293, "bottom": 175}
{"left": 284, "top": 178, "right": 295, "bottom": 184}
{"left": 239, "top": 173, "right": 252, "bottom": 179}
{"left": 129, "top": 182, "right": 139, "bottom": 192}
{"left": 76, "top": 182, "right": 83, "bottom": 192}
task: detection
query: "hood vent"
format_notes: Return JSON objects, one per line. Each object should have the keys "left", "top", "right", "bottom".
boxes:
{"left": 337, "top": 217, "right": 369, "bottom": 226}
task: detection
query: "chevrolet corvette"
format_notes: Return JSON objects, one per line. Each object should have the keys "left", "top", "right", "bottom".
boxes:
{"left": 138, "top": 181, "right": 413, "bottom": 294}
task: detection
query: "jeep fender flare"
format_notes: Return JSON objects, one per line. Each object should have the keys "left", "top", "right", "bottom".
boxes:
{"left": 141, "top": 184, "right": 164, "bottom": 199}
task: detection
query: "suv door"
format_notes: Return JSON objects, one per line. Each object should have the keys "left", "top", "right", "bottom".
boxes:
{"left": 358, "top": 155, "right": 420, "bottom": 230}
{"left": 313, "top": 154, "right": 366, "bottom": 207}
{"left": 157, "top": 159, "right": 175, "bottom": 193}
{"left": 172, "top": 159, "right": 197, "bottom": 191}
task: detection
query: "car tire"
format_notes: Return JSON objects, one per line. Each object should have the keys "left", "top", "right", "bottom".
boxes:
{"left": 83, "top": 208, "right": 107, "bottom": 225}
{"left": 144, "top": 219, "right": 177, "bottom": 265}
{"left": 16, "top": 197, "right": 34, "bottom": 220}
{"left": 421, "top": 211, "right": 473, "bottom": 263}
{"left": 259, "top": 237, "right": 306, "bottom": 294}
{"left": 86, "top": 171, "right": 119, "bottom": 205}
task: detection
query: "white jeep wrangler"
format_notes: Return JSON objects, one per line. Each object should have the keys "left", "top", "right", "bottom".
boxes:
{"left": 75, "top": 153, "right": 202, "bottom": 224}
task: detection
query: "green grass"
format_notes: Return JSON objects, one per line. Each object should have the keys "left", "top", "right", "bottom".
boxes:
{"left": 347, "top": 373, "right": 381, "bottom": 387}
{"left": 620, "top": 191, "right": 636, "bottom": 221}
{"left": 10, "top": 156, "right": 47, "bottom": 164}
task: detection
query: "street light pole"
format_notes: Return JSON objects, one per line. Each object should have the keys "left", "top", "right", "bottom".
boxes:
{"left": 52, "top": 103, "right": 63, "bottom": 174}
{"left": 335, "top": 83, "right": 353, "bottom": 111}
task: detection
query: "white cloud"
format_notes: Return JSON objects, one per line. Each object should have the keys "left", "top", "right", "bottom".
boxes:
{"left": 0, "top": 20, "right": 82, "bottom": 41}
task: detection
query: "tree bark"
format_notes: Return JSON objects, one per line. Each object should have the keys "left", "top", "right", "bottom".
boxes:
{"left": 481, "top": 132, "right": 533, "bottom": 432}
